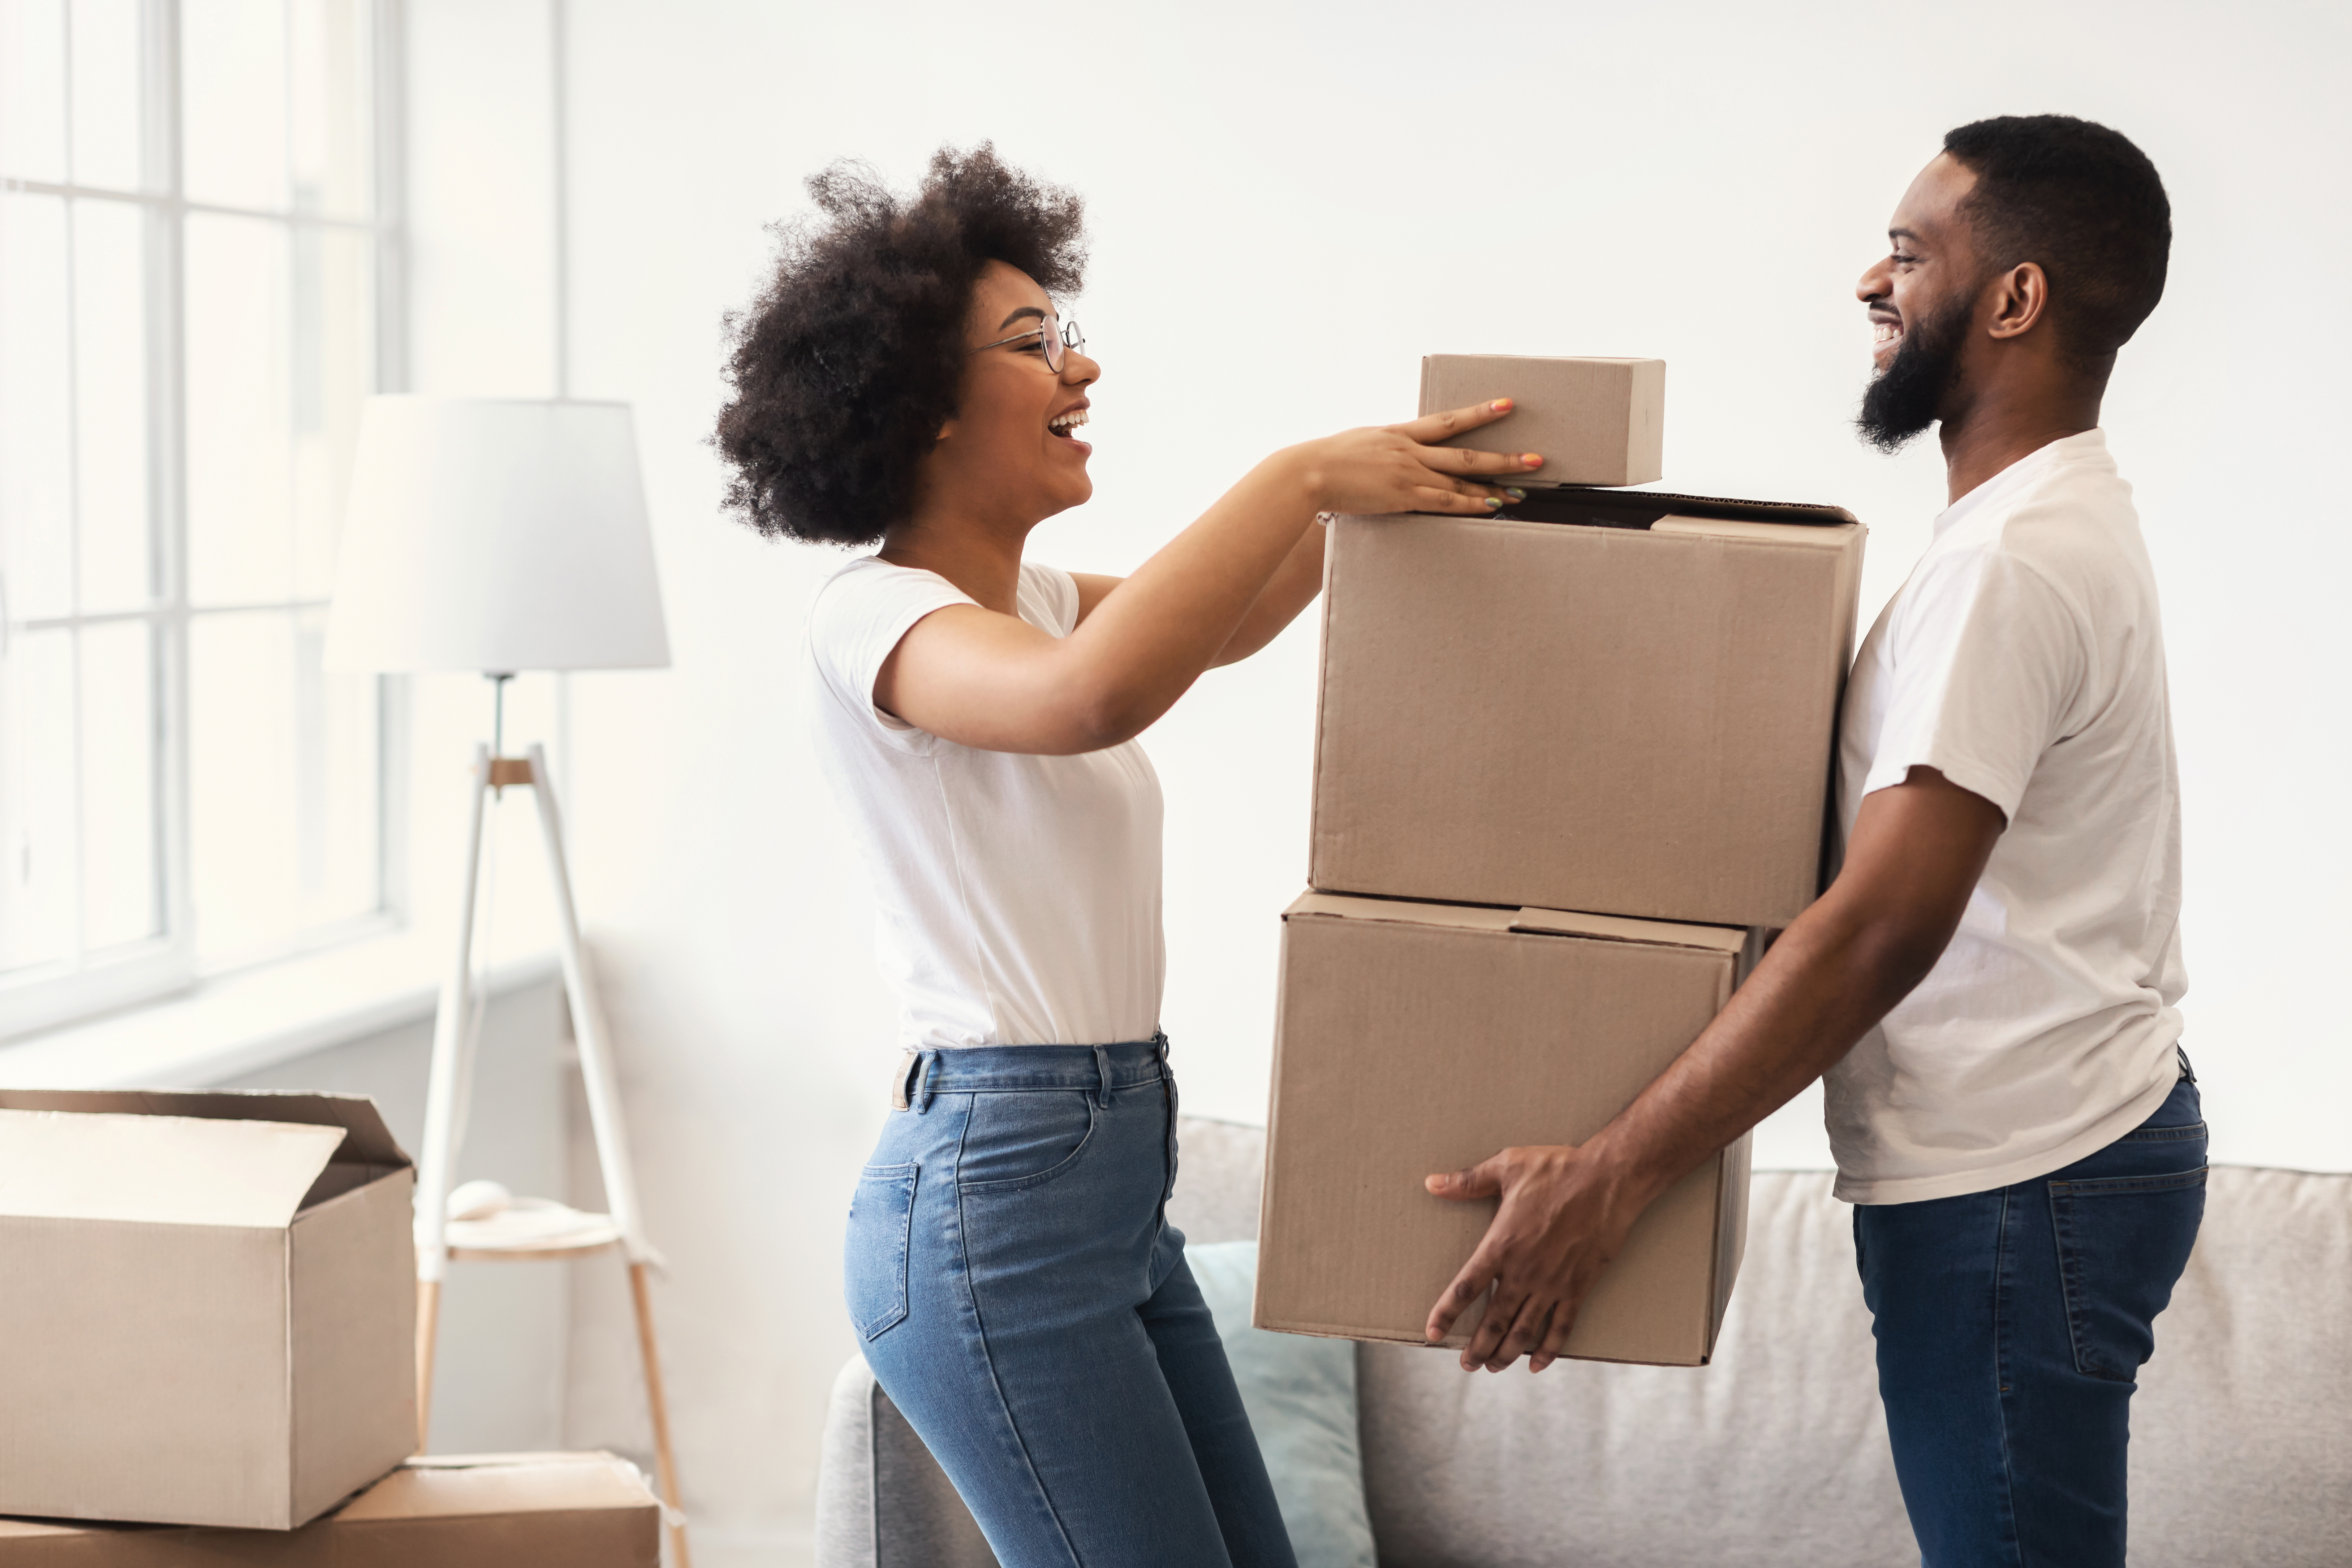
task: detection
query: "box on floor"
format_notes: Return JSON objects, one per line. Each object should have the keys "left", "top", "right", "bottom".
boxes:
{"left": 0, "top": 1089, "right": 416, "bottom": 1530}
{"left": 1255, "top": 893, "right": 1753, "bottom": 1367}
{"left": 0, "top": 1454, "right": 660, "bottom": 1566}
{"left": 1309, "top": 488, "right": 1865, "bottom": 930}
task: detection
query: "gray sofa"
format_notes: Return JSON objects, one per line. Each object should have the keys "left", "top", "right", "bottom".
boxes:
{"left": 816, "top": 1116, "right": 2351, "bottom": 1567}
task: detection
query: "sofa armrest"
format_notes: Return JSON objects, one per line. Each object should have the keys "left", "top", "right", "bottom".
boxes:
{"left": 814, "top": 1355, "right": 998, "bottom": 1568}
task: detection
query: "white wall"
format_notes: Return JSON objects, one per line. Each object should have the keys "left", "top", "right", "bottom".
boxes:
{"left": 404, "top": 0, "right": 2352, "bottom": 1557}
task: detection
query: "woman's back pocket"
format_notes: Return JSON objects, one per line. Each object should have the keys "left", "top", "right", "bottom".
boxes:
{"left": 846, "top": 1163, "right": 919, "bottom": 1340}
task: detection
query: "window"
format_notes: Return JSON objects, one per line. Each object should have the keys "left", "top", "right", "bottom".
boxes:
{"left": 0, "top": 0, "right": 400, "bottom": 1037}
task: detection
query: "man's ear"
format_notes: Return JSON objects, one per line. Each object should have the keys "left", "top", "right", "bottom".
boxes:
{"left": 1985, "top": 262, "right": 2051, "bottom": 342}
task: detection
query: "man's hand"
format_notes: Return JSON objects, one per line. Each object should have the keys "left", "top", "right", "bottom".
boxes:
{"left": 1418, "top": 766, "right": 2007, "bottom": 1376}
{"left": 1423, "top": 1142, "right": 1650, "bottom": 1372}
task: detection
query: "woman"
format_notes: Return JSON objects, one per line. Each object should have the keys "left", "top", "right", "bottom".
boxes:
{"left": 715, "top": 146, "right": 1539, "bottom": 1568}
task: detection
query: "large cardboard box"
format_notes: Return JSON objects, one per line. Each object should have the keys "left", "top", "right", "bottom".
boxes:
{"left": 0, "top": 1453, "right": 660, "bottom": 1565}
{"left": 1256, "top": 893, "right": 1752, "bottom": 1366}
{"left": 1418, "top": 353, "right": 1666, "bottom": 487}
{"left": 0, "top": 1090, "right": 417, "bottom": 1529}
{"left": 1309, "top": 489, "right": 1865, "bottom": 930}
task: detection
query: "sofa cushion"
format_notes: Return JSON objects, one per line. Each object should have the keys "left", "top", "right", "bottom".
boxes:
{"left": 1358, "top": 1171, "right": 1911, "bottom": 1567}
{"left": 1190, "top": 1241, "right": 1379, "bottom": 1568}
{"left": 1355, "top": 1166, "right": 2352, "bottom": 1568}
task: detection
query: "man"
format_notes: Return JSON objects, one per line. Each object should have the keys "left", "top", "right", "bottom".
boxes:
{"left": 1423, "top": 115, "right": 2199, "bottom": 1567}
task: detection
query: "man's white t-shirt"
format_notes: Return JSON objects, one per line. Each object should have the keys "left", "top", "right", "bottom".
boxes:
{"left": 1827, "top": 429, "right": 2186, "bottom": 1205}
{"left": 804, "top": 556, "right": 1165, "bottom": 1052}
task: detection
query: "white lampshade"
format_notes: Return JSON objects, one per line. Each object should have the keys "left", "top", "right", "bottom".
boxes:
{"left": 324, "top": 396, "right": 671, "bottom": 673}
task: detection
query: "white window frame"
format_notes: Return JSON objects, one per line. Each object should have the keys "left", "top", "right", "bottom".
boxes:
{"left": 0, "top": 0, "right": 408, "bottom": 1039}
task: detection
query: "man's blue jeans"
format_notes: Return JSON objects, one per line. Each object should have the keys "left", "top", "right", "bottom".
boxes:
{"left": 1855, "top": 1075, "right": 2206, "bottom": 1567}
{"left": 844, "top": 1039, "right": 1296, "bottom": 1568}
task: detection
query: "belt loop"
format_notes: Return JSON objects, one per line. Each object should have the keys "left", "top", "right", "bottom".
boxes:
{"left": 1093, "top": 1044, "right": 1113, "bottom": 1108}
{"left": 912, "top": 1050, "right": 937, "bottom": 1115}
{"left": 2177, "top": 1043, "right": 2197, "bottom": 1084}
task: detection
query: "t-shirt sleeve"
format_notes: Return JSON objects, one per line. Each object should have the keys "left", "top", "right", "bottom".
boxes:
{"left": 1862, "top": 545, "right": 2088, "bottom": 819}
{"left": 1018, "top": 562, "right": 1082, "bottom": 637}
{"left": 806, "top": 562, "right": 976, "bottom": 751}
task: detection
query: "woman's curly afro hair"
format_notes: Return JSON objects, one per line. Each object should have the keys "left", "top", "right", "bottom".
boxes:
{"left": 714, "top": 144, "right": 1087, "bottom": 547}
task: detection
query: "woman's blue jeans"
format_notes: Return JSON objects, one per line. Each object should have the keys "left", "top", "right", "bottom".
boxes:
{"left": 844, "top": 1038, "right": 1297, "bottom": 1568}
{"left": 1855, "top": 1074, "right": 2207, "bottom": 1567}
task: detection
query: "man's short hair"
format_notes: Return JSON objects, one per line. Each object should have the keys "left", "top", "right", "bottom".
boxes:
{"left": 1942, "top": 114, "right": 2171, "bottom": 362}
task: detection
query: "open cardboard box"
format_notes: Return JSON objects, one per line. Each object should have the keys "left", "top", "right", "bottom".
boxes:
{"left": 0, "top": 1090, "right": 417, "bottom": 1530}
{"left": 1256, "top": 893, "right": 1753, "bottom": 1367}
{"left": 0, "top": 1453, "right": 659, "bottom": 1566}
{"left": 1310, "top": 489, "right": 1866, "bottom": 930}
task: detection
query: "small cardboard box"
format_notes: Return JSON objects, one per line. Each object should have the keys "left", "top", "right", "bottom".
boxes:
{"left": 1310, "top": 489, "right": 1866, "bottom": 930}
{"left": 1418, "top": 354, "right": 1666, "bottom": 487}
{"left": 1256, "top": 893, "right": 1752, "bottom": 1366}
{"left": 0, "top": 1090, "right": 418, "bottom": 1530}
{"left": 0, "top": 1452, "right": 661, "bottom": 1565}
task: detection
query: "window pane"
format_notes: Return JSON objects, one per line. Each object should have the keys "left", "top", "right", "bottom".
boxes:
{"left": 78, "top": 616, "right": 156, "bottom": 949}
{"left": 293, "top": 608, "right": 375, "bottom": 926}
{"left": 0, "top": 0, "right": 68, "bottom": 183}
{"left": 182, "top": 0, "right": 288, "bottom": 211}
{"left": 68, "top": 0, "right": 144, "bottom": 191}
{"left": 185, "top": 211, "right": 292, "bottom": 606}
{"left": 74, "top": 196, "right": 150, "bottom": 611}
{"left": 289, "top": 0, "right": 369, "bottom": 219}
{"left": 189, "top": 608, "right": 297, "bottom": 957}
{"left": 0, "top": 627, "right": 75, "bottom": 972}
{"left": 0, "top": 190, "right": 74, "bottom": 622}
{"left": 292, "top": 224, "right": 368, "bottom": 598}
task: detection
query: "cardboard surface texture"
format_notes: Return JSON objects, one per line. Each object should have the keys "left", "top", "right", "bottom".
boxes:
{"left": 0, "top": 1453, "right": 660, "bottom": 1565}
{"left": 1310, "top": 490, "right": 1866, "bottom": 929}
{"left": 1256, "top": 893, "right": 1751, "bottom": 1366}
{"left": 1419, "top": 354, "right": 1665, "bottom": 487}
{"left": 0, "top": 1090, "right": 418, "bottom": 1530}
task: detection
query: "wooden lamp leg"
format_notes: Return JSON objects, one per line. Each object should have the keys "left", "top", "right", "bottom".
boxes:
{"left": 415, "top": 1278, "right": 442, "bottom": 1449}
{"left": 629, "top": 1261, "right": 692, "bottom": 1568}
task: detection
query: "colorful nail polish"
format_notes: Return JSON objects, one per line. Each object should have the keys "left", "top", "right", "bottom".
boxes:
{"left": 1491, "top": 399, "right": 1513, "bottom": 412}
{"left": 1484, "top": 496, "right": 1504, "bottom": 509}
{"left": 1522, "top": 453, "right": 1543, "bottom": 467}
{"left": 1505, "top": 487, "right": 1527, "bottom": 501}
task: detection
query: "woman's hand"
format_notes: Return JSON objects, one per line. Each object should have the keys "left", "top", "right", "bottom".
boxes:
{"left": 1289, "top": 399, "right": 1544, "bottom": 517}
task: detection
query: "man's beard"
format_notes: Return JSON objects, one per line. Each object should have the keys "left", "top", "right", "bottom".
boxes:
{"left": 1856, "top": 296, "right": 1971, "bottom": 453}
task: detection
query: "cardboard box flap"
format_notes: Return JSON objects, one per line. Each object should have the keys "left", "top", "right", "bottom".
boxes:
{"left": 1282, "top": 892, "right": 1518, "bottom": 933}
{"left": 0, "top": 1107, "right": 346, "bottom": 1228}
{"left": 1491, "top": 488, "right": 1857, "bottom": 530}
{"left": 0, "top": 1089, "right": 410, "bottom": 1168}
{"left": 337, "top": 1453, "right": 655, "bottom": 1520}
{"left": 1508, "top": 908, "right": 1748, "bottom": 953}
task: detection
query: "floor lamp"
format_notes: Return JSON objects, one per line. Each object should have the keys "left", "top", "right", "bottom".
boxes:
{"left": 324, "top": 396, "right": 690, "bottom": 1566}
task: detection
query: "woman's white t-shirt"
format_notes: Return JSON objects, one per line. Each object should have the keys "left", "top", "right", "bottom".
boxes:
{"left": 805, "top": 557, "right": 1165, "bottom": 1051}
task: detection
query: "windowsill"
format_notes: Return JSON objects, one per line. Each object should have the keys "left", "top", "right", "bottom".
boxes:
{"left": 0, "top": 933, "right": 560, "bottom": 1091}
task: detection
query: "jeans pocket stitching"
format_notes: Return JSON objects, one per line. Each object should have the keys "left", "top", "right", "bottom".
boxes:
{"left": 2119, "top": 1122, "right": 2207, "bottom": 1143}
{"left": 2051, "top": 1166, "right": 2209, "bottom": 1198}
{"left": 848, "top": 1164, "right": 918, "bottom": 1341}
{"left": 957, "top": 1096, "right": 1102, "bottom": 1194}
{"left": 2047, "top": 1166, "right": 2207, "bottom": 1382}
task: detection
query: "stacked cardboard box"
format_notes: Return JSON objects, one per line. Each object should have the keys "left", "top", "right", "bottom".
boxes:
{"left": 0, "top": 1090, "right": 657, "bottom": 1557}
{"left": 0, "top": 1453, "right": 660, "bottom": 1566}
{"left": 1256, "top": 356, "right": 1866, "bottom": 1366}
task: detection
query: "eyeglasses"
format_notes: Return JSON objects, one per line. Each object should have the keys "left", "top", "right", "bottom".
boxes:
{"left": 972, "top": 314, "right": 1085, "bottom": 373}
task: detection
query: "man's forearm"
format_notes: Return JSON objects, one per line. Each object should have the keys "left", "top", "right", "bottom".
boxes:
{"left": 1583, "top": 899, "right": 1940, "bottom": 1210}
